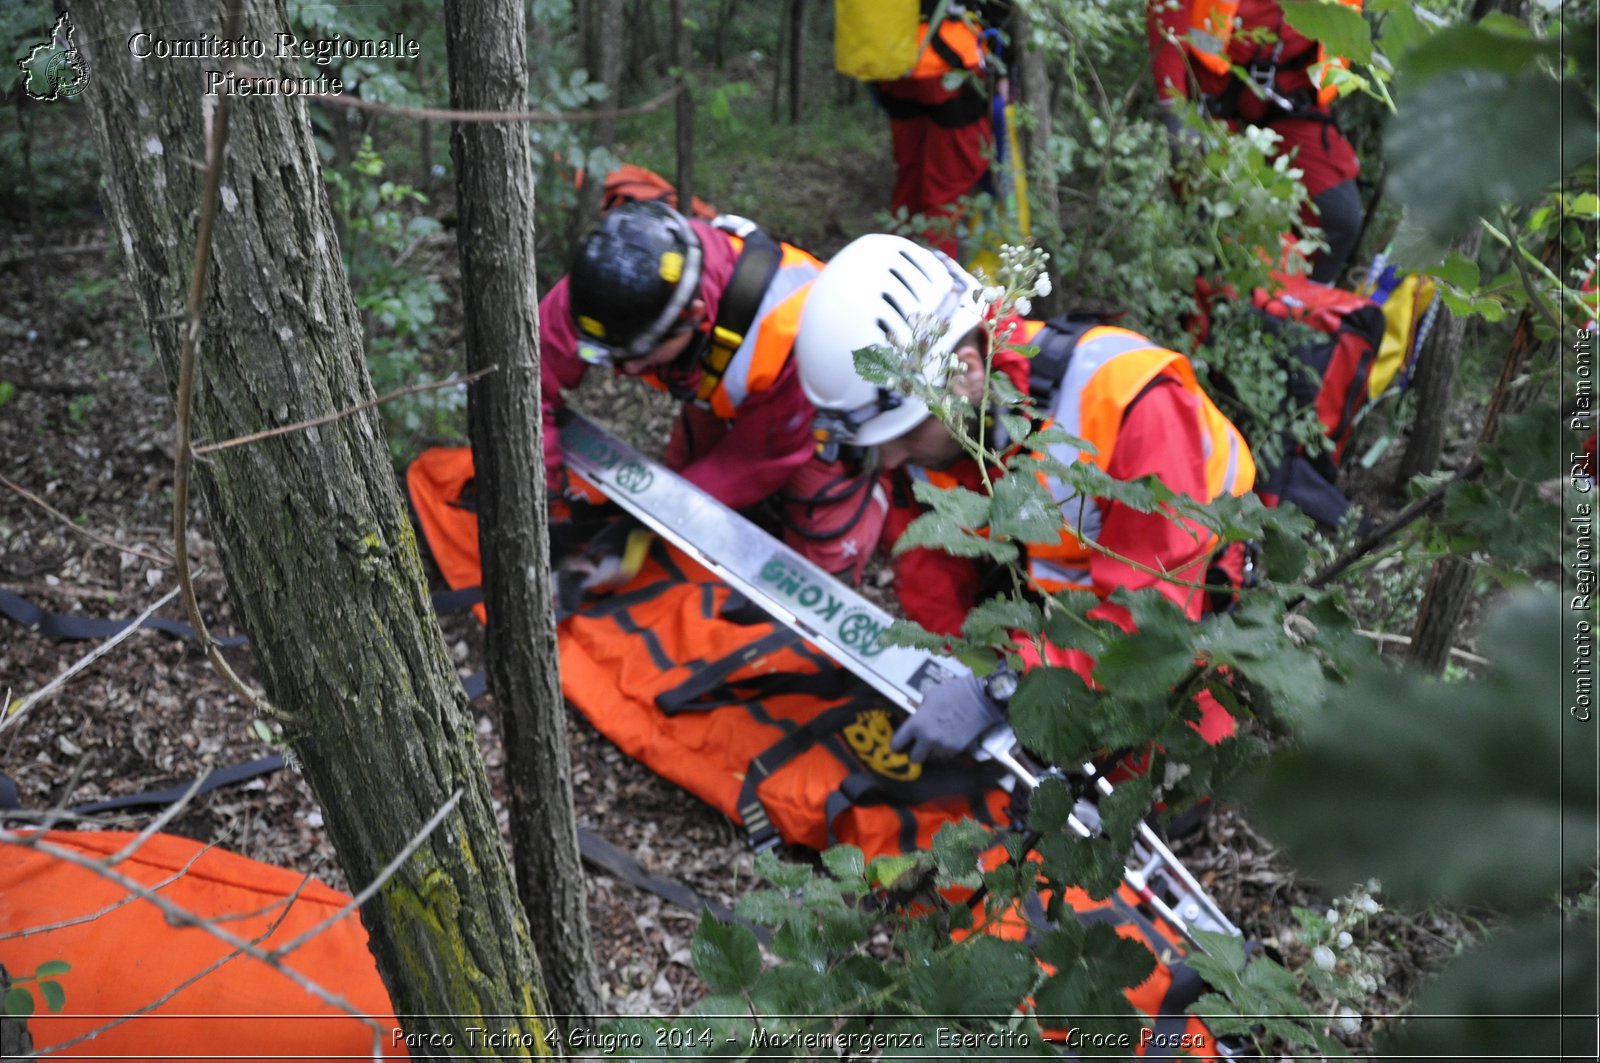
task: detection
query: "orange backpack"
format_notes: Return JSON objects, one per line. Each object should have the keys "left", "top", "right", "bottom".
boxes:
{"left": 0, "top": 831, "right": 405, "bottom": 1062}
{"left": 572, "top": 162, "right": 720, "bottom": 220}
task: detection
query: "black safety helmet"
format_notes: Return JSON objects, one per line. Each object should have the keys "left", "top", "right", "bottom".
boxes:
{"left": 568, "top": 201, "right": 704, "bottom": 365}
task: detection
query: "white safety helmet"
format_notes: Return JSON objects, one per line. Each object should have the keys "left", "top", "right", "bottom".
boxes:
{"left": 796, "top": 234, "right": 987, "bottom": 448}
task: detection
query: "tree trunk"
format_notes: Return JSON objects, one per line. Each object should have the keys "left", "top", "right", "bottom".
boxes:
{"left": 1408, "top": 240, "right": 1556, "bottom": 674}
{"left": 787, "top": 0, "right": 806, "bottom": 125}
{"left": 1010, "top": 6, "right": 1062, "bottom": 314}
{"left": 1398, "top": 229, "right": 1483, "bottom": 483}
{"left": 575, "top": 0, "right": 625, "bottom": 235}
{"left": 672, "top": 0, "right": 695, "bottom": 208}
{"left": 1408, "top": 558, "right": 1474, "bottom": 673}
{"left": 76, "top": 1, "right": 552, "bottom": 1051}
{"left": 0, "top": 965, "right": 34, "bottom": 1059}
{"left": 444, "top": 0, "right": 602, "bottom": 1038}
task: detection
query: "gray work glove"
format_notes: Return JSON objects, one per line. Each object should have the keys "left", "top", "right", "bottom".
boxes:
{"left": 891, "top": 674, "right": 1006, "bottom": 764}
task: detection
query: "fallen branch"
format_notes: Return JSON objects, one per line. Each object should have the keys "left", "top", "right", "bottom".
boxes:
{"left": 1303, "top": 458, "right": 1484, "bottom": 594}
{"left": 2, "top": 585, "right": 181, "bottom": 734}
{"left": 192, "top": 366, "right": 496, "bottom": 455}
{"left": 1356, "top": 628, "right": 1491, "bottom": 668}
{"left": 0, "top": 473, "right": 174, "bottom": 565}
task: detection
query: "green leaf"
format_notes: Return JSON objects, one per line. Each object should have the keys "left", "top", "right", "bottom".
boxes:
{"left": 1009, "top": 665, "right": 1098, "bottom": 766}
{"left": 755, "top": 850, "right": 811, "bottom": 891}
{"left": 867, "top": 853, "right": 922, "bottom": 890}
{"left": 1183, "top": 928, "right": 1249, "bottom": 995}
{"left": 769, "top": 918, "right": 827, "bottom": 969}
{"left": 931, "top": 818, "right": 993, "bottom": 884}
{"left": 0, "top": 380, "right": 14, "bottom": 408}
{"left": 988, "top": 472, "right": 1068, "bottom": 545}
{"left": 33, "top": 960, "right": 71, "bottom": 977}
{"left": 1380, "top": 915, "right": 1598, "bottom": 1057}
{"left": 1081, "top": 920, "right": 1157, "bottom": 991}
{"left": 3, "top": 986, "right": 33, "bottom": 1019}
{"left": 1025, "top": 776, "right": 1076, "bottom": 834}
{"left": 1281, "top": 0, "right": 1373, "bottom": 63}
{"left": 37, "top": 979, "right": 64, "bottom": 1013}
{"left": 1096, "top": 774, "right": 1153, "bottom": 848}
{"left": 734, "top": 889, "right": 794, "bottom": 927}
{"left": 961, "top": 596, "right": 1044, "bottom": 643}
{"left": 1388, "top": 66, "right": 1596, "bottom": 240}
{"left": 749, "top": 965, "right": 831, "bottom": 1015}
{"left": 908, "top": 935, "right": 1037, "bottom": 1016}
{"left": 1091, "top": 593, "right": 1197, "bottom": 702}
{"left": 1426, "top": 252, "right": 1481, "bottom": 291}
{"left": 820, "top": 845, "right": 866, "bottom": 889}
{"left": 1399, "top": 22, "right": 1556, "bottom": 88}
{"left": 1252, "top": 592, "right": 1595, "bottom": 909}
{"left": 691, "top": 912, "right": 763, "bottom": 994}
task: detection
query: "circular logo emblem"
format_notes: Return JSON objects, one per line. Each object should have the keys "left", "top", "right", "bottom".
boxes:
{"left": 615, "top": 461, "right": 653, "bottom": 493}
{"left": 48, "top": 51, "right": 88, "bottom": 99}
{"left": 838, "top": 612, "right": 884, "bottom": 657}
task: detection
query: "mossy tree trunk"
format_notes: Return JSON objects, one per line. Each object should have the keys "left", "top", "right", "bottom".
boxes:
{"left": 445, "top": 0, "right": 602, "bottom": 1038}
{"left": 76, "top": 0, "right": 552, "bottom": 1051}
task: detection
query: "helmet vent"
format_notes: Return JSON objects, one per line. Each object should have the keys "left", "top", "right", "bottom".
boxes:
{"left": 881, "top": 291, "right": 908, "bottom": 324}
{"left": 895, "top": 248, "right": 932, "bottom": 280}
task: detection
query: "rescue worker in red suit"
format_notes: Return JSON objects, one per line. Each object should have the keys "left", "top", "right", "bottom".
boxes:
{"left": 876, "top": 2, "right": 999, "bottom": 259}
{"left": 794, "top": 234, "right": 1255, "bottom": 761}
{"left": 1148, "top": 0, "right": 1363, "bottom": 284}
{"left": 541, "top": 202, "right": 888, "bottom": 580}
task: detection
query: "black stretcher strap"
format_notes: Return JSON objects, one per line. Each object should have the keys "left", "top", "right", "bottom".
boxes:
{"left": 0, "top": 584, "right": 485, "bottom": 648}
{"left": 0, "top": 763, "right": 770, "bottom": 944}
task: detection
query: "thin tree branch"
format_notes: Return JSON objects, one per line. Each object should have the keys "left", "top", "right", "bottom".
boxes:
{"left": 1356, "top": 628, "right": 1491, "bottom": 667}
{"left": 192, "top": 366, "right": 496, "bottom": 455}
{"left": 168, "top": 0, "right": 277, "bottom": 724}
{"left": 0, "top": 837, "right": 222, "bottom": 942}
{"left": 2, "top": 585, "right": 182, "bottom": 734}
{"left": 268, "top": 788, "right": 464, "bottom": 961}
{"left": 1301, "top": 458, "right": 1484, "bottom": 594}
{"left": 3, "top": 838, "right": 324, "bottom": 1056}
{"left": 105, "top": 769, "right": 216, "bottom": 868}
{"left": 0, "top": 473, "right": 174, "bottom": 565}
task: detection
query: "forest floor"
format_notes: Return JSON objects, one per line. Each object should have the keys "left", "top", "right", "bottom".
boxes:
{"left": 0, "top": 108, "right": 1476, "bottom": 1048}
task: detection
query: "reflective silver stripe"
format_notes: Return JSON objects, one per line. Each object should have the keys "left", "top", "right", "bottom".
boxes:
{"left": 716, "top": 261, "right": 820, "bottom": 410}
{"left": 1222, "top": 430, "right": 1240, "bottom": 494}
{"left": 1028, "top": 557, "right": 1092, "bottom": 588}
{"left": 1044, "top": 327, "right": 1160, "bottom": 516}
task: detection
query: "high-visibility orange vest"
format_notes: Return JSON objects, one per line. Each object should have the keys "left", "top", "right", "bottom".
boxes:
{"left": 919, "top": 323, "right": 1254, "bottom": 595}
{"left": 639, "top": 225, "right": 821, "bottom": 421}
{"left": 907, "top": 16, "right": 985, "bottom": 79}
{"left": 1183, "top": 0, "right": 1363, "bottom": 105}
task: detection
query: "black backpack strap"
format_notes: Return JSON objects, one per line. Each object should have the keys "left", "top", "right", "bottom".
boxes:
{"left": 695, "top": 226, "right": 785, "bottom": 406}
{"left": 1028, "top": 313, "right": 1104, "bottom": 406}
{"left": 823, "top": 761, "right": 1005, "bottom": 853}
